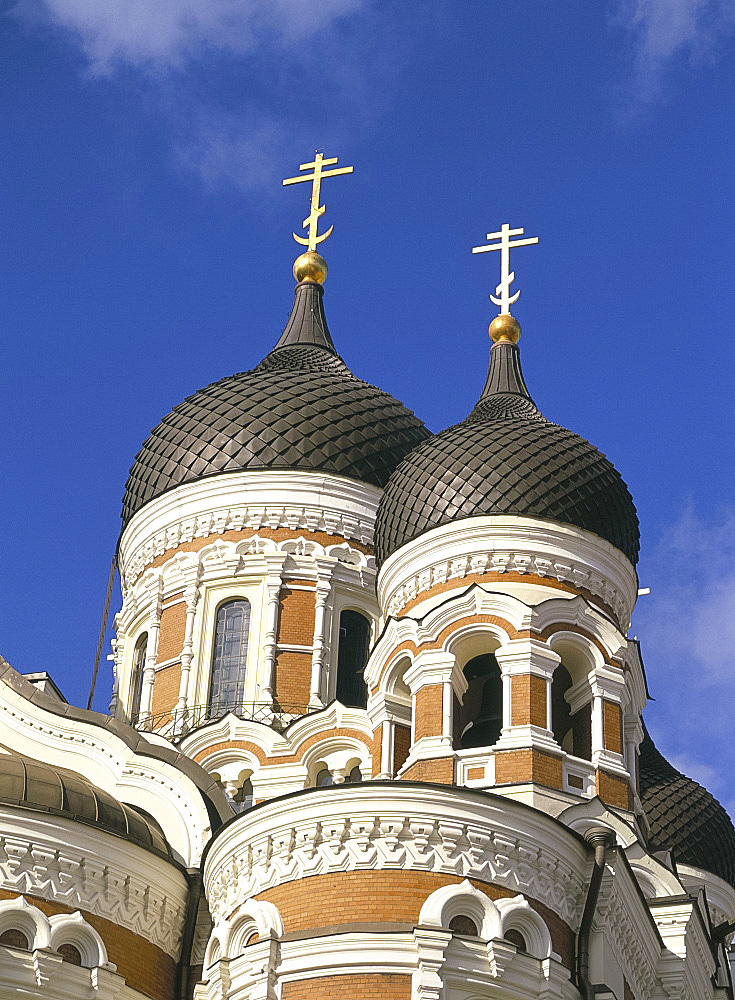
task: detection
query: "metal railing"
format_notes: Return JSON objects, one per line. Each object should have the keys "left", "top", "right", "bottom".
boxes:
{"left": 136, "top": 700, "right": 318, "bottom": 741}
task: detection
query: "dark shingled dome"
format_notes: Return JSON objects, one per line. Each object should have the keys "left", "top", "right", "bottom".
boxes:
{"left": 639, "top": 728, "right": 735, "bottom": 888}
{"left": 0, "top": 752, "right": 174, "bottom": 860}
{"left": 122, "top": 281, "right": 430, "bottom": 527}
{"left": 375, "top": 336, "right": 639, "bottom": 566}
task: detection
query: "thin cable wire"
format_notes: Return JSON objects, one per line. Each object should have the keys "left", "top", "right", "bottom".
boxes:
{"left": 87, "top": 556, "right": 116, "bottom": 711}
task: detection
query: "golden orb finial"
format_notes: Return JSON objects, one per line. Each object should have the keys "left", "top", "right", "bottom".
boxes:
{"left": 293, "top": 250, "right": 328, "bottom": 285}
{"left": 489, "top": 313, "right": 521, "bottom": 344}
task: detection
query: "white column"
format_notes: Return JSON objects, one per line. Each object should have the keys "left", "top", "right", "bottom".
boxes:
{"left": 591, "top": 691, "right": 604, "bottom": 757}
{"left": 380, "top": 719, "right": 395, "bottom": 778}
{"left": 493, "top": 639, "right": 561, "bottom": 754}
{"left": 138, "top": 577, "right": 162, "bottom": 724}
{"left": 442, "top": 679, "right": 453, "bottom": 746}
{"left": 175, "top": 580, "right": 200, "bottom": 721}
{"left": 309, "top": 571, "right": 333, "bottom": 709}
{"left": 500, "top": 661, "right": 512, "bottom": 735}
{"left": 404, "top": 650, "right": 467, "bottom": 756}
{"left": 259, "top": 556, "right": 286, "bottom": 704}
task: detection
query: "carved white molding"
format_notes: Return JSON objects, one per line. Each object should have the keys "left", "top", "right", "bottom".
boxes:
{"left": 118, "top": 470, "right": 381, "bottom": 591}
{"left": 203, "top": 785, "right": 588, "bottom": 930}
{"left": 0, "top": 811, "right": 188, "bottom": 958}
{"left": 593, "top": 865, "right": 661, "bottom": 1000}
{"left": 116, "top": 533, "right": 375, "bottom": 634}
{"left": 377, "top": 516, "right": 638, "bottom": 628}
{"left": 0, "top": 679, "right": 217, "bottom": 867}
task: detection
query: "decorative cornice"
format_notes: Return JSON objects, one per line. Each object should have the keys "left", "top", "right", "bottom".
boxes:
{"left": 203, "top": 784, "right": 588, "bottom": 930}
{"left": 118, "top": 470, "right": 381, "bottom": 591}
{"left": 377, "top": 516, "right": 638, "bottom": 629}
{"left": 0, "top": 810, "right": 188, "bottom": 958}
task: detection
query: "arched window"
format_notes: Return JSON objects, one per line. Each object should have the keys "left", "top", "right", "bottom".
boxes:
{"left": 551, "top": 663, "right": 572, "bottom": 750}
{"left": 315, "top": 767, "right": 333, "bottom": 787}
{"left": 0, "top": 928, "right": 29, "bottom": 949}
{"left": 336, "top": 610, "right": 370, "bottom": 709}
{"left": 231, "top": 777, "right": 253, "bottom": 814}
{"left": 449, "top": 914, "right": 479, "bottom": 936}
{"left": 459, "top": 653, "right": 502, "bottom": 749}
{"left": 209, "top": 600, "right": 251, "bottom": 716}
{"left": 551, "top": 663, "right": 591, "bottom": 760}
{"left": 58, "top": 943, "right": 83, "bottom": 965}
{"left": 130, "top": 632, "right": 147, "bottom": 723}
{"left": 347, "top": 764, "right": 363, "bottom": 783}
{"left": 504, "top": 928, "right": 527, "bottom": 951}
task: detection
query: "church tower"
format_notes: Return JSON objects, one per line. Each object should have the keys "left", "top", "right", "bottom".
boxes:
{"left": 1, "top": 157, "right": 734, "bottom": 1000}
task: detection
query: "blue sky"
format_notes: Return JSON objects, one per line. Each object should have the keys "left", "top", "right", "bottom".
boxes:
{"left": 1, "top": 1, "right": 734, "bottom": 813}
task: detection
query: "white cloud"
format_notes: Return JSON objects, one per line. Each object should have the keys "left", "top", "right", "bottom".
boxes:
{"left": 10, "top": 0, "right": 393, "bottom": 191}
{"left": 611, "top": 0, "right": 735, "bottom": 104}
{"left": 634, "top": 504, "right": 735, "bottom": 813}
{"left": 635, "top": 504, "right": 735, "bottom": 683}
{"left": 15, "top": 0, "right": 363, "bottom": 75}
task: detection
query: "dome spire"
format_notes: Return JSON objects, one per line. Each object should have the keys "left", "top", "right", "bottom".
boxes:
{"left": 282, "top": 149, "right": 354, "bottom": 286}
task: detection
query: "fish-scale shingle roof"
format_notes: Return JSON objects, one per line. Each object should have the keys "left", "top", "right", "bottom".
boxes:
{"left": 122, "top": 281, "right": 430, "bottom": 527}
{"left": 375, "top": 338, "right": 639, "bottom": 566}
{"left": 639, "top": 728, "right": 735, "bottom": 888}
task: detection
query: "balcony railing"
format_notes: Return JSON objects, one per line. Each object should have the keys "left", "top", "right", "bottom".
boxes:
{"left": 136, "top": 700, "right": 318, "bottom": 741}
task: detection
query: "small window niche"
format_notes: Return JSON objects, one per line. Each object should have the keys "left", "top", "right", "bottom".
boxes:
{"left": 336, "top": 610, "right": 370, "bottom": 709}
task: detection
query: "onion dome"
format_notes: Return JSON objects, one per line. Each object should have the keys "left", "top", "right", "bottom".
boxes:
{"left": 0, "top": 752, "right": 174, "bottom": 860}
{"left": 639, "top": 727, "right": 735, "bottom": 888}
{"left": 122, "top": 276, "right": 430, "bottom": 527}
{"left": 375, "top": 314, "right": 639, "bottom": 566}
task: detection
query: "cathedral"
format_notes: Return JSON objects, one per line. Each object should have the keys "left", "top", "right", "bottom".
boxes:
{"left": 1, "top": 153, "right": 734, "bottom": 1000}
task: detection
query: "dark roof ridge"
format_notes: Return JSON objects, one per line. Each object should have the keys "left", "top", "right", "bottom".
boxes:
{"left": 270, "top": 280, "right": 338, "bottom": 354}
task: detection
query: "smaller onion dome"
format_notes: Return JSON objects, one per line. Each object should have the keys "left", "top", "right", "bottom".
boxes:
{"left": 0, "top": 752, "right": 173, "bottom": 860}
{"left": 375, "top": 316, "right": 639, "bottom": 566}
{"left": 639, "top": 728, "right": 735, "bottom": 888}
{"left": 122, "top": 278, "right": 430, "bottom": 526}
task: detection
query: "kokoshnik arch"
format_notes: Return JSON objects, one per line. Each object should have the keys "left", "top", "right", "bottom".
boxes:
{"left": 1, "top": 152, "right": 734, "bottom": 1000}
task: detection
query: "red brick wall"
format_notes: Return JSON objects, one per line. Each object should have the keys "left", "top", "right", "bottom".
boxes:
{"left": 156, "top": 595, "right": 186, "bottom": 662}
{"left": 151, "top": 663, "right": 181, "bottom": 718}
{"left": 510, "top": 674, "right": 546, "bottom": 728}
{"left": 596, "top": 769, "right": 629, "bottom": 809}
{"left": 282, "top": 974, "right": 410, "bottom": 1000}
{"left": 394, "top": 725, "right": 411, "bottom": 772}
{"left": 414, "top": 685, "right": 443, "bottom": 741}
{"left": 494, "top": 748, "right": 563, "bottom": 789}
{"left": 603, "top": 700, "right": 622, "bottom": 754}
{"left": 274, "top": 651, "right": 312, "bottom": 708}
{"left": 400, "top": 757, "right": 454, "bottom": 783}
{"left": 277, "top": 586, "right": 316, "bottom": 646}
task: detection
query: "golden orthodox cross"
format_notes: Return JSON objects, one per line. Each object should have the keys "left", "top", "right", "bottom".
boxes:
{"left": 472, "top": 223, "right": 539, "bottom": 314}
{"left": 282, "top": 151, "right": 354, "bottom": 252}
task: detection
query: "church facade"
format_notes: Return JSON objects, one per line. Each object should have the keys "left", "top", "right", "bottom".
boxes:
{"left": 1, "top": 164, "right": 734, "bottom": 1000}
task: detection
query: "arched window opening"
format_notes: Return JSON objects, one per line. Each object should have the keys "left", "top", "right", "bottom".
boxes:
{"left": 347, "top": 764, "right": 363, "bottom": 783}
{"left": 315, "top": 767, "right": 333, "bottom": 787}
{"left": 551, "top": 664, "right": 573, "bottom": 751}
{"left": 209, "top": 600, "right": 251, "bottom": 717}
{"left": 504, "top": 928, "right": 527, "bottom": 951}
{"left": 336, "top": 610, "right": 370, "bottom": 709}
{"left": 58, "top": 943, "right": 83, "bottom": 965}
{"left": 448, "top": 914, "right": 479, "bottom": 936}
{"left": 459, "top": 653, "right": 502, "bottom": 749}
{"left": 0, "top": 928, "right": 29, "bottom": 949}
{"left": 551, "top": 664, "right": 591, "bottom": 760}
{"left": 231, "top": 777, "right": 254, "bottom": 814}
{"left": 130, "top": 632, "right": 147, "bottom": 723}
